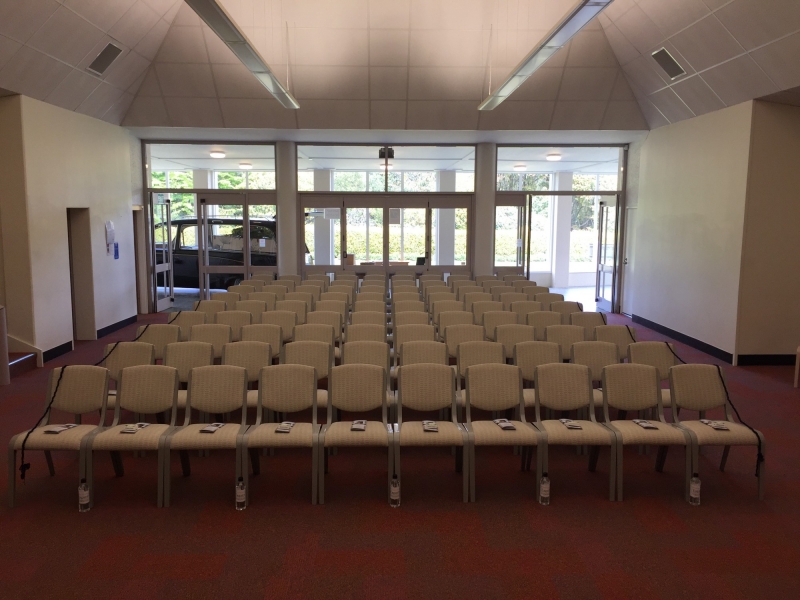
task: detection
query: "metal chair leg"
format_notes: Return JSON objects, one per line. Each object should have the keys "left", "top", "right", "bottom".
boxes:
{"left": 44, "top": 451, "right": 55, "bottom": 476}
{"left": 719, "top": 445, "right": 730, "bottom": 472}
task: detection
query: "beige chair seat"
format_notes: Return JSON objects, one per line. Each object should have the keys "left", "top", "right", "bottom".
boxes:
{"left": 679, "top": 421, "right": 759, "bottom": 445}
{"left": 245, "top": 422, "right": 317, "bottom": 448}
{"left": 523, "top": 388, "right": 536, "bottom": 408}
{"left": 92, "top": 424, "right": 172, "bottom": 451}
{"left": 323, "top": 421, "right": 391, "bottom": 447}
{"left": 470, "top": 420, "right": 539, "bottom": 446}
{"left": 12, "top": 425, "right": 97, "bottom": 451}
{"left": 608, "top": 421, "right": 688, "bottom": 446}
{"left": 168, "top": 423, "right": 242, "bottom": 450}
{"left": 538, "top": 420, "right": 614, "bottom": 445}
{"left": 399, "top": 421, "right": 465, "bottom": 446}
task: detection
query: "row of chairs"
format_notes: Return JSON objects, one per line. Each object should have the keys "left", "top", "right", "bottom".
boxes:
{"left": 8, "top": 360, "right": 765, "bottom": 508}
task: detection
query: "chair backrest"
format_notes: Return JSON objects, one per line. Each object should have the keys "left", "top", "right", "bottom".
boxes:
{"left": 222, "top": 341, "right": 273, "bottom": 382}
{"left": 571, "top": 311, "right": 607, "bottom": 339}
{"left": 285, "top": 291, "right": 314, "bottom": 312}
{"left": 260, "top": 311, "right": 297, "bottom": 342}
{"left": 356, "top": 292, "right": 385, "bottom": 304}
{"left": 669, "top": 364, "right": 731, "bottom": 415}
{"left": 257, "top": 364, "right": 317, "bottom": 423}
{"left": 464, "top": 292, "right": 493, "bottom": 311}
{"left": 103, "top": 342, "right": 155, "bottom": 384}
{"left": 282, "top": 340, "right": 333, "bottom": 381}
{"left": 502, "top": 274, "right": 526, "bottom": 283}
{"left": 116, "top": 365, "right": 178, "bottom": 421}
{"left": 136, "top": 324, "right": 180, "bottom": 360}
{"left": 192, "top": 300, "right": 227, "bottom": 318}
{"left": 474, "top": 275, "right": 497, "bottom": 285}
{"left": 495, "top": 324, "right": 536, "bottom": 360}
{"left": 345, "top": 323, "right": 386, "bottom": 343}
{"left": 45, "top": 365, "right": 109, "bottom": 417}
{"left": 329, "top": 363, "right": 387, "bottom": 417}
{"left": 394, "top": 324, "right": 435, "bottom": 364}
{"left": 419, "top": 274, "right": 443, "bottom": 282}
{"left": 455, "top": 283, "right": 480, "bottom": 300}
{"left": 534, "top": 363, "right": 593, "bottom": 417}
{"left": 535, "top": 292, "right": 565, "bottom": 310}
{"left": 392, "top": 283, "right": 418, "bottom": 295}
{"left": 457, "top": 341, "right": 504, "bottom": 378}
{"left": 432, "top": 300, "right": 464, "bottom": 324}
{"left": 420, "top": 281, "right": 446, "bottom": 298}
{"left": 447, "top": 274, "right": 470, "bottom": 290}
{"left": 296, "top": 284, "right": 322, "bottom": 301}
{"left": 327, "top": 286, "right": 354, "bottom": 304}
{"left": 304, "top": 280, "right": 327, "bottom": 295}
{"left": 262, "top": 284, "right": 288, "bottom": 300}
{"left": 354, "top": 299, "right": 385, "bottom": 313}
{"left": 601, "top": 363, "right": 660, "bottom": 418}
{"left": 400, "top": 340, "right": 448, "bottom": 366}
{"left": 527, "top": 311, "right": 562, "bottom": 341}
{"left": 341, "top": 341, "right": 390, "bottom": 375}
{"left": 465, "top": 363, "right": 522, "bottom": 416}
{"left": 228, "top": 285, "right": 255, "bottom": 297}
{"left": 250, "top": 273, "right": 275, "bottom": 283}
{"left": 320, "top": 292, "right": 350, "bottom": 309}
{"left": 307, "top": 311, "right": 343, "bottom": 342}
{"left": 427, "top": 291, "right": 456, "bottom": 311}
{"left": 293, "top": 323, "right": 335, "bottom": 346}
{"left": 397, "top": 363, "right": 454, "bottom": 418}
{"left": 594, "top": 325, "right": 637, "bottom": 360}
{"left": 511, "top": 301, "right": 542, "bottom": 324}
{"left": 360, "top": 284, "right": 386, "bottom": 295}
{"left": 164, "top": 341, "right": 214, "bottom": 383}
{"left": 571, "top": 341, "right": 619, "bottom": 382}
{"left": 186, "top": 365, "right": 247, "bottom": 417}
{"left": 472, "top": 301, "right": 503, "bottom": 326}
{"left": 551, "top": 300, "right": 584, "bottom": 324}
{"left": 243, "top": 279, "right": 264, "bottom": 292}
{"left": 235, "top": 300, "right": 267, "bottom": 324}
{"left": 483, "top": 311, "right": 518, "bottom": 341}
{"left": 484, "top": 281, "right": 509, "bottom": 295}
{"left": 214, "top": 310, "right": 252, "bottom": 341}
{"left": 444, "top": 323, "right": 485, "bottom": 358}
{"left": 190, "top": 324, "right": 233, "bottom": 359}
{"left": 628, "top": 341, "right": 677, "bottom": 381}
{"left": 247, "top": 292, "right": 277, "bottom": 311}
{"left": 279, "top": 275, "right": 302, "bottom": 286}
{"left": 394, "top": 300, "right": 425, "bottom": 314}
{"left": 167, "top": 311, "right": 206, "bottom": 341}
{"left": 241, "top": 324, "right": 283, "bottom": 355}
{"left": 350, "top": 311, "right": 386, "bottom": 326}
{"left": 500, "top": 292, "right": 527, "bottom": 310}
{"left": 307, "top": 273, "right": 331, "bottom": 285}
{"left": 437, "top": 311, "right": 475, "bottom": 341}
{"left": 392, "top": 292, "right": 421, "bottom": 304}
{"left": 394, "top": 311, "right": 429, "bottom": 327}
{"left": 545, "top": 324, "right": 585, "bottom": 361}
{"left": 276, "top": 299, "right": 308, "bottom": 324}
{"left": 512, "top": 279, "right": 538, "bottom": 291}
{"left": 522, "top": 285, "right": 549, "bottom": 299}
{"left": 513, "top": 340, "right": 560, "bottom": 381}
{"left": 210, "top": 291, "right": 240, "bottom": 308}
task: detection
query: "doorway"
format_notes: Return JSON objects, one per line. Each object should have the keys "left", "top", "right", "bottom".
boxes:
{"left": 66, "top": 208, "right": 96, "bottom": 340}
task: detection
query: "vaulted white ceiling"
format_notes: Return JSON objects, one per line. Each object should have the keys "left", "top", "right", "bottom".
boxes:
{"left": 600, "top": 0, "right": 800, "bottom": 127}
{"left": 0, "top": 0, "right": 182, "bottom": 123}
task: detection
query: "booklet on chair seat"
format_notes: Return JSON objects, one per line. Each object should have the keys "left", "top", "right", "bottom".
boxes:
{"left": 493, "top": 418, "right": 516, "bottom": 431}
{"left": 422, "top": 420, "right": 438, "bottom": 432}
{"left": 200, "top": 422, "right": 225, "bottom": 433}
{"left": 700, "top": 419, "right": 729, "bottom": 431}
{"left": 276, "top": 421, "right": 295, "bottom": 433}
{"left": 351, "top": 419, "right": 367, "bottom": 432}
{"left": 45, "top": 424, "right": 78, "bottom": 434}
{"left": 559, "top": 418, "right": 582, "bottom": 430}
{"left": 632, "top": 419, "right": 658, "bottom": 430}
{"left": 121, "top": 423, "right": 150, "bottom": 434}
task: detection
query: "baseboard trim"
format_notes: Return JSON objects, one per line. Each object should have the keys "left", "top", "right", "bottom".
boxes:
{"left": 43, "top": 341, "right": 73, "bottom": 363}
{"left": 631, "top": 315, "right": 733, "bottom": 364}
{"left": 737, "top": 354, "right": 796, "bottom": 366}
{"left": 97, "top": 315, "right": 137, "bottom": 339}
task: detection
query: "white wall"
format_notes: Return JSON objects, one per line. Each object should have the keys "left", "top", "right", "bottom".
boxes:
{"left": 0, "top": 96, "right": 139, "bottom": 354}
{"left": 632, "top": 102, "right": 753, "bottom": 355}
{"left": 735, "top": 101, "right": 800, "bottom": 357}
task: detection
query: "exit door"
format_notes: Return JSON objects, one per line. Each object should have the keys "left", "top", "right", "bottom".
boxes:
{"left": 595, "top": 198, "right": 619, "bottom": 313}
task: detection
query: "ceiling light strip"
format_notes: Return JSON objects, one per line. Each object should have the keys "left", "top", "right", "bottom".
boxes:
{"left": 184, "top": 0, "right": 300, "bottom": 109}
{"left": 478, "top": 0, "right": 613, "bottom": 111}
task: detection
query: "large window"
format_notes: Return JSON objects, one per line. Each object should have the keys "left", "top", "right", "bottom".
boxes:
{"left": 345, "top": 207, "right": 384, "bottom": 265}
{"left": 305, "top": 207, "right": 341, "bottom": 266}
{"left": 431, "top": 207, "right": 468, "bottom": 266}
{"left": 570, "top": 174, "right": 600, "bottom": 273}
{"left": 214, "top": 171, "right": 276, "bottom": 189}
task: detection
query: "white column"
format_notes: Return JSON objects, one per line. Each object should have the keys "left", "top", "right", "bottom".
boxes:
{"left": 313, "top": 169, "right": 332, "bottom": 265}
{"left": 474, "top": 143, "right": 496, "bottom": 276}
{"left": 192, "top": 169, "right": 212, "bottom": 189}
{"left": 436, "top": 170, "right": 456, "bottom": 265}
{"left": 551, "top": 171, "right": 573, "bottom": 288}
{"left": 276, "top": 141, "right": 298, "bottom": 275}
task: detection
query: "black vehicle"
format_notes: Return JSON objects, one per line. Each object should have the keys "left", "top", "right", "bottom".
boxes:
{"left": 155, "top": 217, "right": 277, "bottom": 290}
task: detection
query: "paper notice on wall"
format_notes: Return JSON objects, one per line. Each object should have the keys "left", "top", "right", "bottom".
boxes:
{"left": 259, "top": 238, "right": 266, "bottom": 247}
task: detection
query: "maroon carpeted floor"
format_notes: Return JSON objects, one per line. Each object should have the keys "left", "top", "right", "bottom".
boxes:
{"left": 1, "top": 313, "right": 799, "bottom": 599}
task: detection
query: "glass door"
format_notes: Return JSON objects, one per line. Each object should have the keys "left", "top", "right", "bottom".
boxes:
{"left": 343, "top": 203, "right": 385, "bottom": 270}
{"left": 197, "top": 192, "right": 248, "bottom": 299}
{"left": 151, "top": 193, "right": 174, "bottom": 312}
{"left": 595, "top": 197, "right": 619, "bottom": 312}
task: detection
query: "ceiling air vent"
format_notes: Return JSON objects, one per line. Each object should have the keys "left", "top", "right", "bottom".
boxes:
{"left": 87, "top": 43, "right": 123, "bottom": 76}
{"left": 652, "top": 48, "right": 686, "bottom": 80}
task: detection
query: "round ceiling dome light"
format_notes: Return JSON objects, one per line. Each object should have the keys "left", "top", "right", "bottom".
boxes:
{"left": 210, "top": 151, "right": 226, "bottom": 158}
{"left": 379, "top": 162, "right": 394, "bottom": 170}
{"left": 546, "top": 152, "right": 562, "bottom": 162}
{"left": 239, "top": 162, "right": 253, "bottom": 169}
{"left": 512, "top": 164, "right": 527, "bottom": 172}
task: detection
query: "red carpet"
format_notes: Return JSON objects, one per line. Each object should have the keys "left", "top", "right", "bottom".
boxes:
{"left": 1, "top": 313, "right": 799, "bottom": 599}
